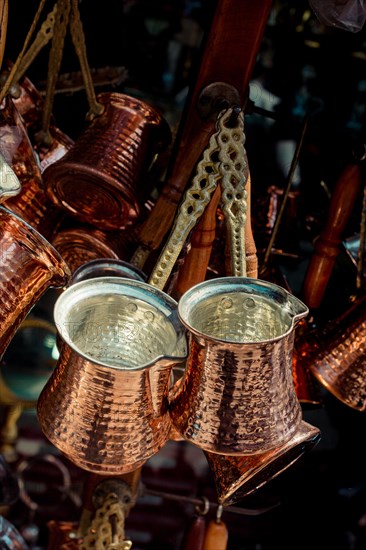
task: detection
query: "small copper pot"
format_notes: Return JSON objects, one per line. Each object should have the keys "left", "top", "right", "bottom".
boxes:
{"left": 169, "top": 277, "right": 308, "bottom": 455}
{"left": 43, "top": 92, "right": 171, "bottom": 230}
{"left": 37, "top": 277, "right": 187, "bottom": 474}
{"left": 0, "top": 206, "right": 70, "bottom": 361}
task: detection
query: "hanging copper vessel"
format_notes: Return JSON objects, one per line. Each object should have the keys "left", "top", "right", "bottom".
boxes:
{"left": 37, "top": 277, "right": 187, "bottom": 474}
{"left": 0, "top": 96, "right": 64, "bottom": 239}
{"left": 42, "top": 92, "right": 171, "bottom": 230}
{"left": 0, "top": 206, "right": 70, "bottom": 361}
{"left": 169, "top": 277, "right": 309, "bottom": 455}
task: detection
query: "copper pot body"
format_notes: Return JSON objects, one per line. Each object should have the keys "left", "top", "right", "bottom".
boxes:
{"left": 0, "top": 96, "right": 64, "bottom": 239}
{"left": 51, "top": 224, "right": 136, "bottom": 273}
{"left": 37, "top": 277, "right": 187, "bottom": 474}
{"left": 169, "top": 277, "right": 308, "bottom": 455}
{"left": 301, "top": 295, "right": 366, "bottom": 411}
{"left": 0, "top": 206, "right": 70, "bottom": 360}
{"left": 43, "top": 92, "right": 171, "bottom": 230}
{"left": 205, "top": 420, "right": 321, "bottom": 505}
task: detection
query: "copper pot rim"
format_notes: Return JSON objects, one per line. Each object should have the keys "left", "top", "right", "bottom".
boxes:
{"left": 0, "top": 205, "right": 71, "bottom": 283}
{"left": 54, "top": 276, "right": 187, "bottom": 371}
{"left": 44, "top": 162, "right": 141, "bottom": 229}
{"left": 71, "top": 258, "right": 147, "bottom": 284}
{"left": 178, "top": 276, "right": 309, "bottom": 345}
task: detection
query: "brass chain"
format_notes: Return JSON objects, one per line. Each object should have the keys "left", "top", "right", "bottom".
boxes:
{"left": 12, "top": 3, "right": 58, "bottom": 86}
{"left": 69, "top": 0, "right": 103, "bottom": 120}
{"left": 218, "top": 108, "right": 248, "bottom": 276}
{"left": 36, "top": 0, "right": 71, "bottom": 146}
{"left": 79, "top": 492, "right": 132, "bottom": 550}
{"left": 148, "top": 106, "right": 248, "bottom": 290}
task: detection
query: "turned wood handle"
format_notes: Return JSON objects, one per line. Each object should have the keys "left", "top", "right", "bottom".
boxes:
{"left": 202, "top": 520, "right": 228, "bottom": 550}
{"left": 0, "top": 0, "right": 8, "bottom": 70}
{"left": 173, "top": 185, "right": 222, "bottom": 298}
{"left": 302, "top": 163, "right": 361, "bottom": 309}
{"left": 136, "top": 0, "right": 272, "bottom": 255}
{"left": 180, "top": 515, "right": 207, "bottom": 550}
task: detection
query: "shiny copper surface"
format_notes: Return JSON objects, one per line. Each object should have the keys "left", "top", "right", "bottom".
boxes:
{"left": 0, "top": 97, "right": 64, "bottom": 239}
{"left": 37, "top": 277, "right": 187, "bottom": 474}
{"left": 0, "top": 206, "right": 70, "bottom": 361}
{"left": 43, "top": 92, "right": 171, "bottom": 230}
{"left": 205, "top": 420, "right": 321, "bottom": 505}
{"left": 301, "top": 295, "right": 366, "bottom": 411}
{"left": 169, "top": 277, "right": 308, "bottom": 454}
{"left": 51, "top": 224, "right": 136, "bottom": 273}
{"left": 71, "top": 258, "right": 146, "bottom": 284}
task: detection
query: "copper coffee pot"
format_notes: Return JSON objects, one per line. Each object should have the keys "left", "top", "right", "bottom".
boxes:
{"left": 37, "top": 277, "right": 187, "bottom": 474}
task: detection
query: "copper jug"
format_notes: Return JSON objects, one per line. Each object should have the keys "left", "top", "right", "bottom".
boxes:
{"left": 42, "top": 92, "right": 171, "bottom": 230}
{"left": 37, "top": 277, "right": 187, "bottom": 474}
{"left": 169, "top": 276, "right": 309, "bottom": 455}
{"left": 299, "top": 294, "right": 366, "bottom": 411}
{"left": 0, "top": 206, "right": 70, "bottom": 360}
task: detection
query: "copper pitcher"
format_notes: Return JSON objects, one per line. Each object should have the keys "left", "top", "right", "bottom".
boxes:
{"left": 37, "top": 277, "right": 187, "bottom": 474}
{"left": 0, "top": 206, "right": 70, "bottom": 361}
{"left": 42, "top": 92, "right": 171, "bottom": 230}
{"left": 169, "top": 277, "right": 309, "bottom": 455}
{"left": 299, "top": 294, "right": 366, "bottom": 411}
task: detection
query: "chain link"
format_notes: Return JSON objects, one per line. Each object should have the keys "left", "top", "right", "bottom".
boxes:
{"left": 218, "top": 109, "right": 248, "bottom": 276}
{"left": 80, "top": 492, "right": 132, "bottom": 550}
{"left": 148, "top": 106, "right": 248, "bottom": 289}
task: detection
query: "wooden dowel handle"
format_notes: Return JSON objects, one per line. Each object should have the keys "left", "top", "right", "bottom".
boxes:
{"left": 302, "top": 163, "right": 361, "bottom": 309}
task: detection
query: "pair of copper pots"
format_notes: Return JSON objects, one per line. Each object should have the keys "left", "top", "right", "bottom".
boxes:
{"left": 35, "top": 273, "right": 321, "bottom": 505}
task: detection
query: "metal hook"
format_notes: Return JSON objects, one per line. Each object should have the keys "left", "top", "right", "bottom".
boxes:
{"left": 216, "top": 504, "right": 224, "bottom": 523}
{"left": 224, "top": 105, "right": 242, "bottom": 128}
{"left": 195, "top": 496, "right": 210, "bottom": 516}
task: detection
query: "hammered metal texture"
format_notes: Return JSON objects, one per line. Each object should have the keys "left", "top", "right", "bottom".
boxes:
{"left": 0, "top": 96, "right": 64, "bottom": 239}
{"left": 37, "top": 277, "right": 187, "bottom": 474}
{"left": 169, "top": 277, "right": 308, "bottom": 455}
{"left": 205, "top": 420, "right": 321, "bottom": 505}
{"left": 0, "top": 206, "right": 70, "bottom": 361}
{"left": 51, "top": 224, "right": 136, "bottom": 273}
{"left": 43, "top": 92, "right": 171, "bottom": 230}
{"left": 303, "top": 295, "right": 366, "bottom": 411}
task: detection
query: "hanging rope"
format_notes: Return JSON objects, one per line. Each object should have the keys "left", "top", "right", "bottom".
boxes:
{"left": 0, "top": 0, "right": 48, "bottom": 104}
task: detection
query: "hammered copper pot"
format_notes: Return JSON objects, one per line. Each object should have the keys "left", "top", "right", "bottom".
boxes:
{"left": 299, "top": 294, "right": 366, "bottom": 411}
{"left": 169, "top": 277, "right": 309, "bottom": 455}
{"left": 0, "top": 96, "right": 64, "bottom": 239}
{"left": 43, "top": 92, "right": 171, "bottom": 230}
{"left": 0, "top": 205, "right": 70, "bottom": 360}
{"left": 37, "top": 277, "right": 187, "bottom": 474}
{"left": 51, "top": 223, "right": 136, "bottom": 273}
{"left": 205, "top": 420, "right": 321, "bottom": 505}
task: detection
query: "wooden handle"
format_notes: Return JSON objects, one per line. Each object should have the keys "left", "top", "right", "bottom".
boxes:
{"left": 135, "top": 0, "right": 271, "bottom": 258}
{"left": 180, "top": 515, "right": 206, "bottom": 550}
{"left": 173, "top": 185, "right": 222, "bottom": 298}
{"left": 0, "top": 0, "right": 8, "bottom": 70}
{"left": 202, "top": 520, "right": 228, "bottom": 550}
{"left": 302, "top": 163, "right": 361, "bottom": 309}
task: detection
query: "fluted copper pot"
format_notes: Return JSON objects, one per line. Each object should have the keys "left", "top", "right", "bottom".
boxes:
{"left": 205, "top": 420, "right": 321, "bottom": 505}
{"left": 0, "top": 206, "right": 70, "bottom": 360}
{"left": 300, "top": 294, "right": 366, "bottom": 411}
{"left": 37, "top": 277, "right": 187, "bottom": 474}
{"left": 43, "top": 92, "right": 171, "bottom": 230}
{"left": 169, "top": 277, "right": 308, "bottom": 455}
{"left": 51, "top": 224, "right": 136, "bottom": 273}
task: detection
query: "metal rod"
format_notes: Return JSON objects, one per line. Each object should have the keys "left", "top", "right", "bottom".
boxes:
{"left": 261, "top": 113, "right": 309, "bottom": 272}
{"left": 356, "top": 181, "right": 366, "bottom": 290}
{"left": 141, "top": 486, "right": 279, "bottom": 516}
